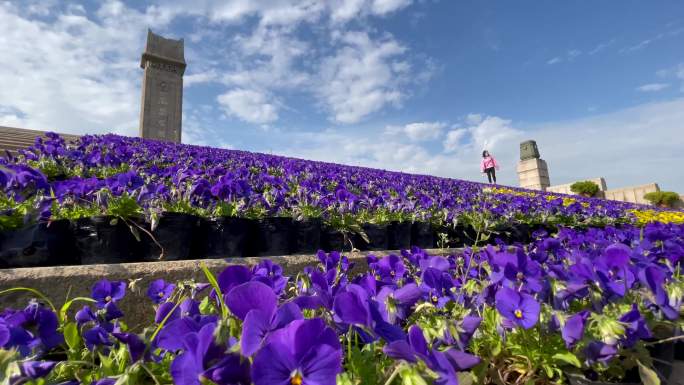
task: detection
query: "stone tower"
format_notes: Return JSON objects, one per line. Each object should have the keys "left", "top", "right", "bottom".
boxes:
{"left": 516, "top": 140, "right": 551, "bottom": 190}
{"left": 139, "top": 30, "right": 185, "bottom": 143}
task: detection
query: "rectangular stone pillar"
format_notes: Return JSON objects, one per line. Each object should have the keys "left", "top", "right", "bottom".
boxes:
{"left": 139, "top": 30, "right": 185, "bottom": 143}
{"left": 517, "top": 158, "right": 550, "bottom": 191}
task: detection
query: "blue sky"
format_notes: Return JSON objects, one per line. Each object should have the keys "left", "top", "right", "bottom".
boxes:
{"left": 1, "top": 0, "right": 683, "bottom": 191}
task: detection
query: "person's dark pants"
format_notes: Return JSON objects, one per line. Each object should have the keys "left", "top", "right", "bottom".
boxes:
{"left": 485, "top": 167, "right": 496, "bottom": 183}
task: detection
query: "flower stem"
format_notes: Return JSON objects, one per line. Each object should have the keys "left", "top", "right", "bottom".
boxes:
{"left": 383, "top": 364, "right": 402, "bottom": 385}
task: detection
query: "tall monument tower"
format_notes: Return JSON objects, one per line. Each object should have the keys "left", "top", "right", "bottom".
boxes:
{"left": 139, "top": 30, "right": 185, "bottom": 143}
{"left": 516, "top": 140, "right": 551, "bottom": 190}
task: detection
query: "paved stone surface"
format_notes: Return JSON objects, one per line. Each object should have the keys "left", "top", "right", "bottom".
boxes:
{"left": 0, "top": 248, "right": 459, "bottom": 331}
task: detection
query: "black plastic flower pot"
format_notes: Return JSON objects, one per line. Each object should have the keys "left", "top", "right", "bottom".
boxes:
{"left": 74, "top": 216, "right": 147, "bottom": 265}
{"left": 255, "top": 217, "right": 294, "bottom": 256}
{"left": 206, "top": 217, "right": 253, "bottom": 258}
{"left": 357, "top": 223, "right": 388, "bottom": 251}
{"left": 148, "top": 213, "right": 201, "bottom": 261}
{"left": 0, "top": 219, "right": 78, "bottom": 268}
{"left": 675, "top": 340, "right": 684, "bottom": 360}
{"left": 411, "top": 222, "right": 434, "bottom": 249}
{"left": 647, "top": 341, "right": 675, "bottom": 381}
{"left": 566, "top": 365, "right": 644, "bottom": 385}
{"left": 293, "top": 218, "right": 322, "bottom": 254}
{"left": 321, "top": 226, "right": 348, "bottom": 252}
{"left": 388, "top": 221, "right": 411, "bottom": 250}
{"left": 439, "top": 225, "right": 466, "bottom": 248}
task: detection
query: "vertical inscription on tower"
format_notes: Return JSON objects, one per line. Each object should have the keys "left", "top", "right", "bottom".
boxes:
{"left": 139, "top": 30, "right": 185, "bottom": 143}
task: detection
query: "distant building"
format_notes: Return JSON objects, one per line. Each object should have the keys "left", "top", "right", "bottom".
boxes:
{"left": 516, "top": 140, "right": 680, "bottom": 206}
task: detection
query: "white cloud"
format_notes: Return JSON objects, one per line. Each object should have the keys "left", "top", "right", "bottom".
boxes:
{"left": 317, "top": 31, "right": 409, "bottom": 123}
{"left": 265, "top": 98, "right": 684, "bottom": 192}
{"left": 567, "top": 49, "right": 582, "bottom": 59}
{"left": 621, "top": 39, "right": 652, "bottom": 53}
{"left": 547, "top": 57, "right": 562, "bottom": 65}
{"left": 588, "top": 39, "right": 614, "bottom": 55}
{"left": 654, "top": 63, "right": 684, "bottom": 92}
{"left": 465, "top": 113, "right": 483, "bottom": 125}
{"left": 0, "top": 1, "right": 171, "bottom": 135}
{"left": 530, "top": 98, "right": 684, "bottom": 192}
{"left": 387, "top": 121, "right": 445, "bottom": 141}
{"left": 404, "top": 122, "right": 445, "bottom": 141}
{"left": 329, "top": 0, "right": 412, "bottom": 23}
{"left": 217, "top": 88, "right": 279, "bottom": 124}
{"left": 467, "top": 116, "right": 520, "bottom": 152}
{"left": 0, "top": 0, "right": 424, "bottom": 134}
{"left": 371, "top": 0, "right": 413, "bottom": 14}
{"left": 547, "top": 49, "right": 581, "bottom": 65}
{"left": 443, "top": 128, "right": 468, "bottom": 152}
{"left": 184, "top": 70, "right": 220, "bottom": 87}
{"left": 636, "top": 83, "right": 670, "bottom": 92}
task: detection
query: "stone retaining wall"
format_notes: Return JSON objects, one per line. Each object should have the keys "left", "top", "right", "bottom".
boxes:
{"left": 0, "top": 248, "right": 459, "bottom": 331}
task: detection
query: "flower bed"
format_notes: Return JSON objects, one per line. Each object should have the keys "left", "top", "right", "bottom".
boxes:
{"left": 0, "top": 222, "right": 682, "bottom": 385}
{"left": 2, "top": 133, "right": 683, "bottom": 267}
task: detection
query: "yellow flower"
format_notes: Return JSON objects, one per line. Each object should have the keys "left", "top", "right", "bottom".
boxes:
{"left": 629, "top": 209, "right": 684, "bottom": 225}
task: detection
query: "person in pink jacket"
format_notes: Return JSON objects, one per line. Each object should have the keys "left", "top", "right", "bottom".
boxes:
{"left": 481, "top": 150, "right": 500, "bottom": 184}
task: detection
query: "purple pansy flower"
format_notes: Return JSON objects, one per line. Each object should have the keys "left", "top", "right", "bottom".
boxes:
{"left": 170, "top": 323, "right": 250, "bottom": 385}
{"left": 495, "top": 287, "right": 540, "bottom": 329}
{"left": 91, "top": 279, "right": 126, "bottom": 308}
{"left": 252, "top": 259, "right": 289, "bottom": 295}
{"left": 16, "top": 360, "right": 56, "bottom": 380}
{"left": 3, "top": 302, "right": 64, "bottom": 355}
{"left": 154, "top": 298, "right": 201, "bottom": 324}
{"left": 147, "top": 279, "right": 176, "bottom": 304}
{"left": 241, "top": 302, "right": 303, "bottom": 357}
{"left": 225, "top": 281, "right": 277, "bottom": 321}
{"left": 561, "top": 310, "right": 590, "bottom": 349}
{"left": 618, "top": 305, "right": 652, "bottom": 348}
{"left": 155, "top": 315, "right": 219, "bottom": 351}
{"left": 385, "top": 325, "right": 480, "bottom": 385}
{"left": 583, "top": 341, "right": 618, "bottom": 365}
{"left": 442, "top": 315, "right": 482, "bottom": 350}
{"left": 375, "top": 283, "right": 422, "bottom": 324}
{"left": 251, "top": 318, "right": 342, "bottom": 385}
{"left": 112, "top": 332, "right": 148, "bottom": 362}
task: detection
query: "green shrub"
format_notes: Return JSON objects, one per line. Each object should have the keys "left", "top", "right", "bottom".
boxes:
{"left": 643, "top": 191, "right": 682, "bottom": 208}
{"left": 570, "top": 181, "right": 600, "bottom": 197}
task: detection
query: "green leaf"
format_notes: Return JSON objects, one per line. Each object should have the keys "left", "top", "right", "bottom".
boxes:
{"left": 200, "top": 262, "right": 228, "bottom": 319}
{"left": 0, "top": 288, "right": 57, "bottom": 315}
{"left": 637, "top": 360, "right": 660, "bottom": 385}
{"left": 399, "top": 366, "right": 428, "bottom": 385}
{"left": 99, "top": 352, "right": 114, "bottom": 376}
{"left": 542, "top": 364, "right": 555, "bottom": 378}
{"left": 336, "top": 372, "right": 354, "bottom": 385}
{"left": 60, "top": 297, "right": 96, "bottom": 323}
{"left": 491, "top": 338, "right": 502, "bottom": 357}
{"left": 128, "top": 224, "right": 141, "bottom": 242}
{"left": 552, "top": 352, "right": 581, "bottom": 368}
{"left": 63, "top": 322, "right": 81, "bottom": 350}
{"left": 0, "top": 349, "right": 19, "bottom": 383}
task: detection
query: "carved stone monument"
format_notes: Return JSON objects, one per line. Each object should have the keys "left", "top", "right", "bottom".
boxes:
{"left": 516, "top": 140, "right": 550, "bottom": 190}
{"left": 519, "top": 140, "right": 540, "bottom": 161}
{"left": 139, "top": 30, "right": 185, "bottom": 143}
